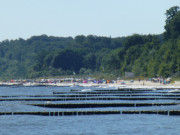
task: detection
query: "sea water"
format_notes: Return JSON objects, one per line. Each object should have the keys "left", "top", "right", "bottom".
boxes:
{"left": 1, "top": 114, "right": 180, "bottom": 135}
{"left": 0, "top": 86, "right": 180, "bottom": 135}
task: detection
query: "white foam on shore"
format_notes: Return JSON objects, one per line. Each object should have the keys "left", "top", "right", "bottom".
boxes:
{"left": 168, "top": 89, "right": 180, "bottom": 93}
{"left": 81, "top": 89, "right": 92, "bottom": 92}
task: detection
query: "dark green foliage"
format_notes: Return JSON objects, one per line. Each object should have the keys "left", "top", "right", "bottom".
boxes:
{"left": 164, "top": 6, "right": 180, "bottom": 40}
{"left": 52, "top": 49, "right": 83, "bottom": 72}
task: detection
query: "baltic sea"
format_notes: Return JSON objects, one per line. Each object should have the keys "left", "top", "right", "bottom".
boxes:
{"left": 0, "top": 86, "right": 180, "bottom": 135}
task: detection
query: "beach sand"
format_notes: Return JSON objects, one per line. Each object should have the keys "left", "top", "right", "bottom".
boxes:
{"left": 124, "top": 80, "right": 180, "bottom": 86}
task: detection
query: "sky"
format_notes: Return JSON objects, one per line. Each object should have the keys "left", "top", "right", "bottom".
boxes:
{"left": 0, "top": 0, "right": 180, "bottom": 41}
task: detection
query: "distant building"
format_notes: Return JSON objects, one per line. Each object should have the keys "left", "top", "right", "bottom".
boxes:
{"left": 125, "top": 72, "right": 134, "bottom": 78}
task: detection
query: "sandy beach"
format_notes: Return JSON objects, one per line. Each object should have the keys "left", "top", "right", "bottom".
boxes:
{"left": 0, "top": 80, "right": 180, "bottom": 89}
{"left": 124, "top": 80, "right": 180, "bottom": 86}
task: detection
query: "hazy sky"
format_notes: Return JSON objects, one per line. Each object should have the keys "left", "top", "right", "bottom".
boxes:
{"left": 0, "top": 0, "right": 179, "bottom": 41}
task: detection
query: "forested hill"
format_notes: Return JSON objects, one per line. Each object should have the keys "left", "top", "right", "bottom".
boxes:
{"left": 0, "top": 6, "right": 179, "bottom": 80}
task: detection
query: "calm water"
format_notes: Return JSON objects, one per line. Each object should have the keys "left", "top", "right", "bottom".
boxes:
{"left": 0, "top": 86, "right": 180, "bottom": 135}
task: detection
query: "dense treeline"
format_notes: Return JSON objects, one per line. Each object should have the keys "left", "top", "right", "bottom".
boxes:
{"left": 0, "top": 6, "right": 179, "bottom": 80}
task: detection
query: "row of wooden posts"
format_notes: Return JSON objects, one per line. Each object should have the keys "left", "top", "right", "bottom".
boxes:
{"left": 0, "top": 110, "right": 180, "bottom": 116}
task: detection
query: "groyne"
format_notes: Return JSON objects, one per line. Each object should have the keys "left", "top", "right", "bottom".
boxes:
{"left": 1, "top": 97, "right": 180, "bottom": 101}
{"left": 28, "top": 103, "right": 179, "bottom": 108}
{"left": 0, "top": 110, "right": 180, "bottom": 116}
{"left": 1, "top": 85, "right": 180, "bottom": 116}
{"left": 1, "top": 94, "right": 180, "bottom": 98}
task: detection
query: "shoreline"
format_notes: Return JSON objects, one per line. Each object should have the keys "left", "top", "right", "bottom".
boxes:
{"left": 122, "top": 80, "right": 180, "bottom": 86}
{"left": 0, "top": 80, "right": 180, "bottom": 89}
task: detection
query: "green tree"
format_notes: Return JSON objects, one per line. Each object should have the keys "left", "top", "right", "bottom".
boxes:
{"left": 164, "top": 6, "right": 180, "bottom": 39}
